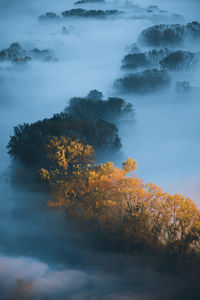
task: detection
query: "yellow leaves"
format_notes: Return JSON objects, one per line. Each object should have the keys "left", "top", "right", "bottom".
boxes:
{"left": 103, "top": 200, "right": 117, "bottom": 207}
{"left": 122, "top": 158, "right": 137, "bottom": 174}
{"left": 44, "top": 136, "right": 94, "bottom": 171}
{"left": 40, "top": 168, "right": 50, "bottom": 179}
{"left": 132, "top": 211, "right": 139, "bottom": 217}
{"left": 38, "top": 136, "right": 200, "bottom": 256}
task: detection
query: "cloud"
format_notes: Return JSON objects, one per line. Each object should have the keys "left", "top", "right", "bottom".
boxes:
{"left": 0, "top": 255, "right": 90, "bottom": 299}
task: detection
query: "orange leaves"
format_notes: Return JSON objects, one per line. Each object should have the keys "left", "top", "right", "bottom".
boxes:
{"left": 40, "top": 168, "right": 50, "bottom": 180}
{"left": 122, "top": 158, "right": 137, "bottom": 174}
{"left": 39, "top": 136, "right": 200, "bottom": 256}
{"left": 44, "top": 136, "right": 94, "bottom": 171}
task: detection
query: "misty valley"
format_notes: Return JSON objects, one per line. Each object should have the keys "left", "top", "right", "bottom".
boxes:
{"left": 0, "top": 0, "right": 200, "bottom": 299}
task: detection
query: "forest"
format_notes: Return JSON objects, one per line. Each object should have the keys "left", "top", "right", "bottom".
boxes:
{"left": 0, "top": 0, "right": 200, "bottom": 299}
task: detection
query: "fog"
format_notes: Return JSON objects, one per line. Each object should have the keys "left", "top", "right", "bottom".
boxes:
{"left": 0, "top": 0, "right": 200, "bottom": 299}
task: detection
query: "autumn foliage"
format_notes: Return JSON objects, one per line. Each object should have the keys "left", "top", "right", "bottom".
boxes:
{"left": 40, "top": 136, "right": 200, "bottom": 259}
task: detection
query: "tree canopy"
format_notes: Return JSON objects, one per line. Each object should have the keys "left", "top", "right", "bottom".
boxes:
{"left": 139, "top": 22, "right": 200, "bottom": 47}
{"left": 0, "top": 43, "right": 54, "bottom": 63}
{"left": 40, "top": 136, "right": 200, "bottom": 259}
{"left": 115, "top": 69, "right": 171, "bottom": 93}
{"left": 8, "top": 91, "right": 134, "bottom": 167}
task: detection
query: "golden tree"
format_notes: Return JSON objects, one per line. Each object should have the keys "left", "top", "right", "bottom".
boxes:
{"left": 40, "top": 136, "right": 200, "bottom": 256}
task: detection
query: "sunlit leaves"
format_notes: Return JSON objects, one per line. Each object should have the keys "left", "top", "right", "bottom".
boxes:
{"left": 40, "top": 136, "right": 200, "bottom": 257}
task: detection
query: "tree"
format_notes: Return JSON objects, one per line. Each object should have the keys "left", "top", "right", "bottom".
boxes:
{"left": 8, "top": 115, "right": 121, "bottom": 167}
{"left": 42, "top": 137, "right": 200, "bottom": 257}
{"left": 115, "top": 69, "right": 171, "bottom": 93}
{"left": 8, "top": 91, "right": 134, "bottom": 167}
{"left": 63, "top": 90, "right": 134, "bottom": 125}
{"left": 40, "top": 136, "right": 94, "bottom": 183}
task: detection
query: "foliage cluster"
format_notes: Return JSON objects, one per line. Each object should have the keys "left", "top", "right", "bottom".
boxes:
{"left": 7, "top": 91, "right": 134, "bottom": 167}
{"left": 139, "top": 21, "right": 200, "bottom": 47}
{"left": 115, "top": 69, "right": 171, "bottom": 93}
{"left": 40, "top": 136, "right": 200, "bottom": 259}
{"left": 0, "top": 43, "right": 54, "bottom": 64}
{"left": 122, "top": 47, "right": 198, "bottom": 71}
{"left": 39, "top": 9, "right": 121, "bottom": 21}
